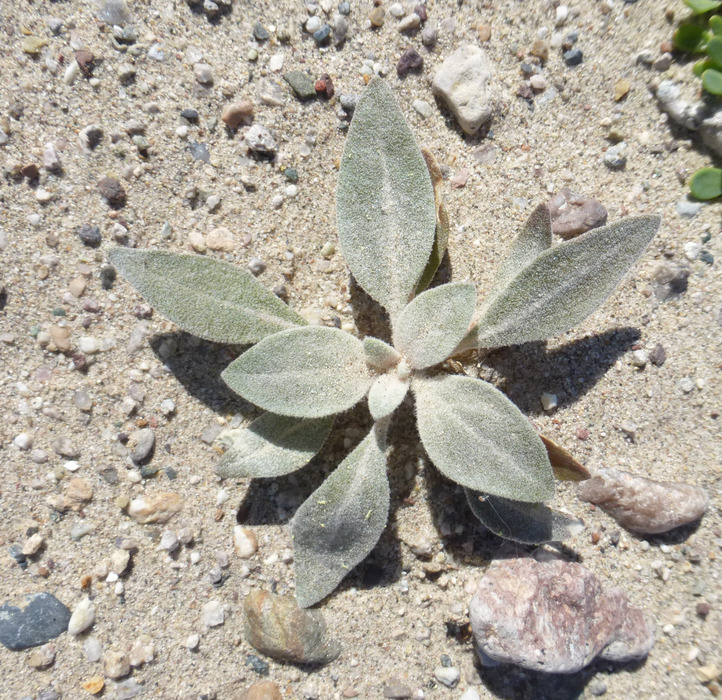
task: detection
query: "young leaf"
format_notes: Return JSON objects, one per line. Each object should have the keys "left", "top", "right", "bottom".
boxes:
{"left": 469, "top": 216, "right": 661, "bottom": 349}
{"left": 363, "top": 337, "right": 401, "bottom": 371}
{"left": 368, "top": 372, "right": 409, "bottom": 421}
{"left": 414, "top": 375, "right": 555, "bottom": 502}
{"left": 707, "top": 35, "right": 722, "bottom": 66}
{"left": 292, "top": 423, "right": 390, "bottom": 608}
{"left": 108, "top": 248, "right": 305, "bottom": 344}
{"left": 711, "top": 14, "right": 722, "bottom": 34}
{"left": 337, "top": 77, "right": 436, "bottom": 319}
{"left": 216, "top": 412, "right": 334, "bottom": 479}
{"left": 222, "top": 327, "right": 372, "bottom": 418}
{"left": 684, "top": 0, "right": 721, "bottom": 13}
{"left": 540, "top": 434, "right": 591, "bottom": 482}
{"left": 693, "top": 57, "right": 714, "bottom": 76}
{"left": 393, "top": 282, "right": 476, "bottom": 369}
{"left": 702, "top": 67, "right": 722, "bottom": 93}
{"left": 673, "top": 23, "right": 710, "bottom": 52}
{"left": 690, "top": 167, "right": 722, "bottom": 199}
{"left": 466, "top": 490, "right": 585, "bottom": 544}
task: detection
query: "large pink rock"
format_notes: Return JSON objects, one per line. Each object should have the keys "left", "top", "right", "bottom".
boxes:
{"left": 469, "top": 557, "right": 654, "bottom": 673}
{"left": 577, "top": 467, "right": 708, "bottom": 534}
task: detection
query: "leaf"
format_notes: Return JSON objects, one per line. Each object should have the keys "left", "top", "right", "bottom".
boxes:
{"left": 684, "top": 0, "right": 722, "bottom": 13}
{"left": 710, "top": 14, "right": 722, "bottom": 34}
{"left": 702, "top": 67, "right": 722, "bottom": 93}
{"left": 673, "top": 24, "right": 710, "bottom": 52}
{"left": 707, "top": 35, "right": 722, "bottom": 67}
{"left": 539, "top": 434, "right": 591, "bottom": 482}
{"left": 108, "top": 248, "right": 305, "bottom": 344}
{"left": 693, "top": 57, "right": 714, "bottom": 76}
{"left": 414, "top": 375, "right": 554, "bottom": 502}
{"left": 690, "top": 167, "right": 722, "bottom": 199}
{"left": 466, "top": 490, "right": 584, "bottom": 544}
{"left": 367, "top": 372, "right": 409, "bottom": 421}
{"left": 363, "top": 337, "right": 401, "bottom": 371}
{"left": 393, "top": 282, "right": 476, "bottom": 369}
{"left": 292, "top": 423, "right": 390, "bottom": 607}
{"left": 469, "top": 216, "right": 661, "bottom": 349}
{"left": 222, "top": 327, "right": 372, "bottom": 418}
{"left": 416, "top": 149, "right": 451, "bottom": 294}
{"left": 337, "top": 77, "right": 436, "bottom": 319}
{"left": 215, "top": 413, "right": 334, "bottom": 479}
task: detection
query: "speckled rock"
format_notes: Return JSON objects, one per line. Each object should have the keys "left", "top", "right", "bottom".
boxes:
{"left": 470, "top": 557, "right": 654, "bottom": 673}
{"left": 0, "top": 594, "right": 71, "bottom": 650}
{"left": 243, "top": 591, "right": 341, "bottom": 664}
{"left": 577, "top": 467, "right": 708, "bottom": 534}
{"left": 547, "top": 188, "right": 608, "bottom": 239}
{"left": 128, "top": 493, "right": 183, "bottom": 524}
{"left": 432, "top": 45, "right": 492, "bottom": 135}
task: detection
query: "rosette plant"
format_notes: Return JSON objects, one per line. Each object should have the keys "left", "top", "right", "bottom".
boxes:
{"left": 109, "top": 78, "right": 660, "bottom": 607}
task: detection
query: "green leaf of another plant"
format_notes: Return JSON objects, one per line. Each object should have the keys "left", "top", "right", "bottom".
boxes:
{"left": 222, "top": 327, "right": 372, "bottom": 418}
{"left": 414, "top": 375, "right": 554, "bottom": 502}
{"left": 215, "top": 412, "right": 334, "bottom": 479}
{"left": 707, "top": 36, "right": 722, "bottom": 67}
{"left": 690, "top": 167, "right": 722, "bottom": 199}
{"left": 469, "top": 216, "right": 661, "bottom": 349}
{"left": 108, "top": 248, "right": 305, "bottom": 344}
{"left": 693, "top": 57, "right": 714, "bottom": 76}
{"left": 363, "top": 337, "right": 401, "bottom": 371}
{"left": 702, "top": 67, "right": 722, "bottom": 93}
{"left": 466, "top": 490, "right": 584, "bottom": 544}
{"left": 292, "top": 423, "right": 390, "bottom": 608}
{"left": 710, "top": 14, "right": 722, "bottom": 34}
{"left": 337, "top": 77, "right": 436, "bottom": 319}
{"left": 684, "top": 0, "right": 721, "bottom": 14}
{"left": 367, "top": 372, "right": 409, "bottom": 421}
{"left": 673, "top": 23, "right": 710, "bottom": 52}
{"left": 393, "top": 282, "right": 476, "bottom": 370}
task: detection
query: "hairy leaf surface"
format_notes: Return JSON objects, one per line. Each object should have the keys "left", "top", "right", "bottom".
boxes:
{"left": 108, "top": 248, "right": 305, "bottom": 344}
{"left": 470, "top": 216, "right": 661, "bottom": 349}
{"left": 292, "top": 423, "right": 390, "bottom": 607}
{"left": 414, "top": 375, "right": 554, "bottom": 502}
{"left": 368, "top": 373, "right": 409, "bottom": 421}
{"left": 363, "top": 337, "right": 401, "bottom": 371}
{"left": 222, "top": 327, "right": 371, "bottom": 418}
{"left": 216, "top": 413, "right": 334, "bottom": 479}
{"left": 394, "top": 282, "right": 476, "bottom": 369}
{"left": 466, "top": 490, "right": 584, "bottom": 544}
{"left": 337, "top": 77, "right": 436, "bottom": 318}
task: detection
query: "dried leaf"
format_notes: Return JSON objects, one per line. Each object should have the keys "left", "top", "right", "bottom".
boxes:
{"left": 222, "top": 327, "right": 372, "bottom": 418}
{"left": 216, "top": 413, "right": 334, "bottom": 479}
{"left": 414, "top": 375, "right": 554, "bottom": 502}
{"left": 108, "top": 248, "right": 305, "bottom": 344}
{"left": 393, "top": 282, "right": 476, "bottom": 369}
{"left": 363, "top": 337, "right": 401, "bottom": 371}
{"left": 469, "top": 216, "right": 661, "bottom": 349}
{"left": 466, "top": 490, "right": 584, "bottom": 544}
{"left": 292, "top": 423, "right": 390, "bottom": 607}
{"left": 367, "top": 372, "right": 409, "bottom": 421}
{"left": 540, "top": 434, "right": 591, "bottom": 482}
{"left": 337, "top": 77, "right": 436, "bottom": 319}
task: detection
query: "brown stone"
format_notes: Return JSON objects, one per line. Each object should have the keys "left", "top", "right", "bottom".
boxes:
{"left": 49, "top": 325, "right": 72, "bottom": 352}
{"left": 478, "top": 24, "right": 491, "bottom": 42}
{"left": 27, "top": 642, "right": 55, "bottom": 668}
{"left": 64, "top": 478, "right": 93, "bottom": 511}
{"left": 221, "top": 100, "right": 254, "bottom": 129}
{"left": 103, "top": 650, "right": 130, "bottom": 679}
{"left": 128, "top": 493, "right": 183, "bottom": 524}
{"left": 396, "top": 47, "right": 423, "bottom": 78}
{"left": 75, "top": 50, "right": 95, "bottom": 76}
{"left": 233, "top": 681, "right": 283, "bottom": 700}
{"left": 98, "top": 177, "right": 127, "bottom": 206}
{"left": 529, "top": 39, "right": 549, "bottom": 62}
{"left": 547, "top": 188, "right": 608, "bottom": 239}
{"left": 21, "top": 163, "right": 39, "bottom": 179}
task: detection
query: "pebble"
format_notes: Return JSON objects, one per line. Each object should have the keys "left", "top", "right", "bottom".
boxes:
{"left": 185, "top": 633, "right": 200, "bottom": 650}
{"left": 603, "top": 143, "right": 627, "bottom": 170}
{"left": 530, "top": 39, "right": 549, "bottom": 62}
{"left": 193, "top": 63, "right": 213, "bottom": 85}
{"left": 28, "top": 642, "right": 56, "bottom": 668}
{"left": 202, "top": 600, "right": 225, "bottom": 627}
{"left": 432, "top": 45, "right": 493, "bottom": 135}
{"left": 14, "top": 432, "right": 33, "bottom": 450}
{"left": 547, "top": 188, "right": 608, "bottom": 239}
{"left": 563, "top": 48, "right": 583, "bottom": 66}
{"left": 244, "top": 124, "right": 277, "bottom": 154}
{"left": 370, "top": 7, "right": 385, "bottom": 26}
{"left": 129, "top": 635, "right": 154, "bottom": 667}
{"left": 630, "top": 349, "right": 648, "bottom": 368}
{"left": 383, "top": 680, "right": 412, "bottom": 698}
{"left": 128, "top": 492, "right": 183, "bottom": 524}
{"left": 0, "top": 594, "right": 71, "bottom": 650}
{"left": 433, "top": 666, "right": 460, "bottom": 687}
{"left": 43, "top": 142, "right": 61, "bottom": 171}
{"left": 104, "top": 649, "right": 131, "bottom": 679}
{"left": 206, "top": 226, "right": 237, "bottom": 252}
{"left": 71, "top": 521, "right": 96, "bottom": 540}
{"left": 234, "top": 526, "right": 259, "bottom": 558}
{"left": 652, "top": 261, "right": 690, "bottom": 302}
{"left": 22, "top": 533, "right": 44, "bottom": 556}
{"left": 68, "top": 596, "right": 95, "bottom": 635}
{"left": 529, "top": 74, "right": 546, "bottom": 92}
{"left": 421, "top": 25, "right": 437, "bottom": 47}
{"left": 397, "top": 47, "right": 423, "bottom": 78}
{"left": 128, "top": 428, "right": 155, "bottom": 463}
{"left": 63, "top": 478, "right": 93, "bottom": 511}
{"left": 248, "top": 257, "right": 267, "bottom": 275}
{"left": 332, "top": 15, "right": 348, "bottom": 44}
{"left": 253, "top": 21, "right": 269, "bottom": 41}
{"left": 679, "top": 377, "right": 696, "bottom": 393}
{"left": 284, "top": 71, "right": 317, "bottom": 100}
{"left": 98, "top": 177, "right": 127, "bottom": 206}
{"left": 677, "top": 200, "right": 702, "bottom": 218}
{"left": 83, "top": 677, "right": 104, "bottom": 695}
{"left": 84, "top": 637, "right": 103, "bottom": 662}
{"left": 243, "top": 591, "right": 341, "bottom": 663}
{"left": 413, "top": 100, "right": 433, "bottom": 119}
{"left": 577, "top": 467, "right": 708, "bottom": 534}
{"left": 78, "top": 224, "right": 102, "bottom": 247}
{"left": 160, "top": 531, "right": 179, "bottom": 552}
{"left": 540, "top": 392, "right": 558, "bottom": 411}
{"left": 313, "top": 24, "right": 331, "bottom": 44}
{"left": 305, "top": 16, "right": 322, "bottom": 33}
{"left": 399, "top": 13, "right": 421, "bottom": 32}
{"left": 470, "top": 557, "right": 654, "bottom": 672}
{"left": 235, "top": 681, "right": 283, "bottom": 700}
{"left": 110, "top": 549, "right": 131, "bottom": 575}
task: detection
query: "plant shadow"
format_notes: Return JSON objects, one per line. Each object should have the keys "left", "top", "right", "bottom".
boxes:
{"left": 484, "top": 327, "right": 642, "bottom": 417}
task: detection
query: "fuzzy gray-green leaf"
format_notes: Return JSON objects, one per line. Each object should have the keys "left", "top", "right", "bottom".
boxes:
{"left": 470, "top": 216, "right": 661, "bottom": 349}
{"left": 108, "top": 248, "right": 305, "bottom": 344}
{"left": 414, "top": 375, "right": 554, "bottom": 502}
{"left": 363, "top": 337, "right": 401, "bottom": 371}
{"left": 215, "top": 413, "right": 334, "bottom": 479}
{"left": 466, "top": 490, "right": 584, "bottom": 544}
{"left": 222, "top": 327, "right": 372, "bottom": 418}
{"left": 368, "top": 373, "right": 409, "bottom": 421}
{"left": 292, "top": 423, "right": 390, "bottom": 608}
{"left": 394, "top": 282, "right": 476, "bottom": 369}
{"left": 337, "top": 77, "right": 436, "bottom": 318}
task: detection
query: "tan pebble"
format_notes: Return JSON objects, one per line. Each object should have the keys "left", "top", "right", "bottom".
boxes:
{"left": 233, "top": 525, "right": 258, "bottom": 558}
{"left": 233, "top": 681, "right": 283, "bottom": 700}
{"left": 49, "top": 325, "right": 72, "bottom": 352}
{"left": 530, "top": 39, "right": 549, "bottom": 62}
{"left": 221, "top": 99, "right": 254, "bottom": 129}
{"left": 697, "top": 666, "right": 720, "bottom": 684}
{"left": 68, "top": 596, "right": 96, "bottom": 635}
{"left": 69, "top": 277, "right": 87, "bottom": 298}
{"left": 110, "top": 549, "right": 131, "bottom": 575}
{"left": 188, "top": 229, "right": 206, "bottom": 253}
{"left": 28, "top": 642, "right": 55, "bottom": 668}
{"left": 22, "top": 532, "right": 45, "bottom": 556}
{"left": 128, "top": 492, "right": 183, "bottom": 524}
{"left": 129, "top": 635, "right": 154, "bottom": 667}
{"left": 205, "top": 227, "right": 237, "bottom": 252}
{"left": 103, "top": 650, "right": 131, "bottom": 679}
{"left": 478, "top": 24, "right": 491, "bottom": 42}
{"left": 64, "top": 478, "right": 93, "bottom": 511}
{"left": 37, "top": 264, "right": 50, "bottom": 280}
{"left": 614, "top": 78, "right": 630, "bottom": 101}
{"left": 83, "top": 676, "right": 105, "bottom": 695}
{"left": 23, "top": 36, "right": 48, "bottom": 54}
{"left": 369, "top": 6, "right": 385, "bottom": 26}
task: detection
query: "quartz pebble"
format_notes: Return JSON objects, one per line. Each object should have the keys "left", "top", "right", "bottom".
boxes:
{"left": 433, "top": 666, "right": 460, "bottom": 687}
{"left": 234, "top": 526, "right": 259, "bottom": 558}
{"left": 470, "top": 557, "right": 654, "bottom": 672}
{"left": 104, "top": 649, "right": 131, "bottom": 679}
{"left": 577, "top": 467, "right": 708, "bottom": 534}
{"left": 245, "top": 124, "right": 277, "bottom": 154}
{"left": 68, "top": 597, "right": 95, "bottom": 635}
{"left": 547, "top": 188, "right": 608, "bottom": 239}
{"left": 22, "top": 533, "right": 44, "bottom": 556}
{"left": 202, "top": 600, "right": 225, "bottom": 627}
{"left": 185, "top": 633, "right": 200, "bottom": 650}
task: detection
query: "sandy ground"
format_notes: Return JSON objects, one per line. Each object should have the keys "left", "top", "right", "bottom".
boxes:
{"left": 0, "top": 0, "right": 720, "bottom": 698}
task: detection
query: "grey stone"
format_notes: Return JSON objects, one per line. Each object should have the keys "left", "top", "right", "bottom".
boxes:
{"left": 244, "top": 124, "right": 277, "bottom": 154}
{"left": 96, "top": 0, "right": 132, "bottom": 26}
{"left": 0, "top": 593, "right": 71, "bottom": 650}
{"left": 676, "top": 199, "right": 702, "bottom": 218}
{"left": 577, "top": 467, "right": 708, "bottom": 534}
{"left": 284, "top": 71, "right": 317, "bottom": 100}
{"left": 470, "top": 557, "right": 654, "bottom": 673}
{"left": 128, "top": 428, "right": 155, "bottom": 463}
{"left": 547, "top": 188, "right": 608, "bottom": 239}
{"left": 652, "top": 261, "right": 690, "bottom": 302}
{"left": 603, "top": 142, "right": 626, "bottom": 170}
{"left": 432, "top": 45, "right": 492, "bottom": 135}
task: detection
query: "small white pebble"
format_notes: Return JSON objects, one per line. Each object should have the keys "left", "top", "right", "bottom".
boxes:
{"left": 216, "top": 489, "right": 229, "bottom": 505}
{"left": 284, "top": 184, "right": 297, "bottom": 198}
{"left": 185, "top": 633, "right": 200, "bottom": 650}
{"left": 190, "top": 551, "right": 201, "bottom": 564}
{"left": 233, "top": 526, "right": 258, "bottom": 558}
{"left": 684, "top": 241, "right": 702, "bottom": 261}
{"left": 14, "top": 432, "right": 34, "bottom": 450}
{"left": 540, "top": 392, "right": 558, "bottom": 411}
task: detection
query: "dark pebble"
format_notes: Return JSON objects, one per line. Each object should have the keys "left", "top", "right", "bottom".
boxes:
{"left": 284, "top": 71, "right": 317, "bottom": 100}
{"left": 313, "top": 24, "right": 331, "bottom": 45}
{"left": 52, "top": 307, "right": 66, "bottom": 316}
{"left": 517, "top": 83, "right": 533, "bottom": 100}
{"left": 696, "top": 602, "right": 710, "bottom": 617}
{"left": 414, "top": 4, "right": 427, "bottom": 21}
{"left": 97, "top": 464, "right": 119, "bottom": 484}
{"left": 75, "top": 50, "right": 95, "bottom": 76}
{"left": 315, "top": 74, "right": 335, "bottom": 99}
{"left": 180, "top": 108, "right": 199, "bottom": 122}
{"left": 0, "top": 593, "right": 71, "bottom": 650}
{"left": 37, "top": 690, "right": 61, "bottom": 700}
{"left": 564, "top": 48, "right": 583, "bottom": 66}
{"left": 440, "top": 654, "right": 452, "bottom": 667}
{"left": 8, "top": 101, "right": 24, "bottom": 120}
{"left": 700, "top": 250, "right": 714, "bottom": 265}
{"left": 166, "top": 467, "right": 178, "bottom": 480}
{"left": 396, "top": 47, "right": 423, "bottom": 78}
{"left": 72, "top": 353, "right": 87, "bottom": 371}
{"left": 649, "top": 344, "right": 667, "bottom": 367}
{"left": 8, "top": 544, "right": 26, "bottom": 566}
{"left": 21, "top": 163, "right": 39, "bottom": 179}
{"left": 247, "top": 654, "right": 270, "bottom": 675}
{"left": 78, "top": 224, "right": 102, "bottom": 247}
{"left": 98, "top": 177, "right": 127, "bottom": 206}
{"left": 284, "top": 167, "right": 298, "bottom": 183}
{"left": 253, "top": 21, "right": 269, "bottom": 41}
{"left": 100, "top": 264, "right": 116, "bottom": 289}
